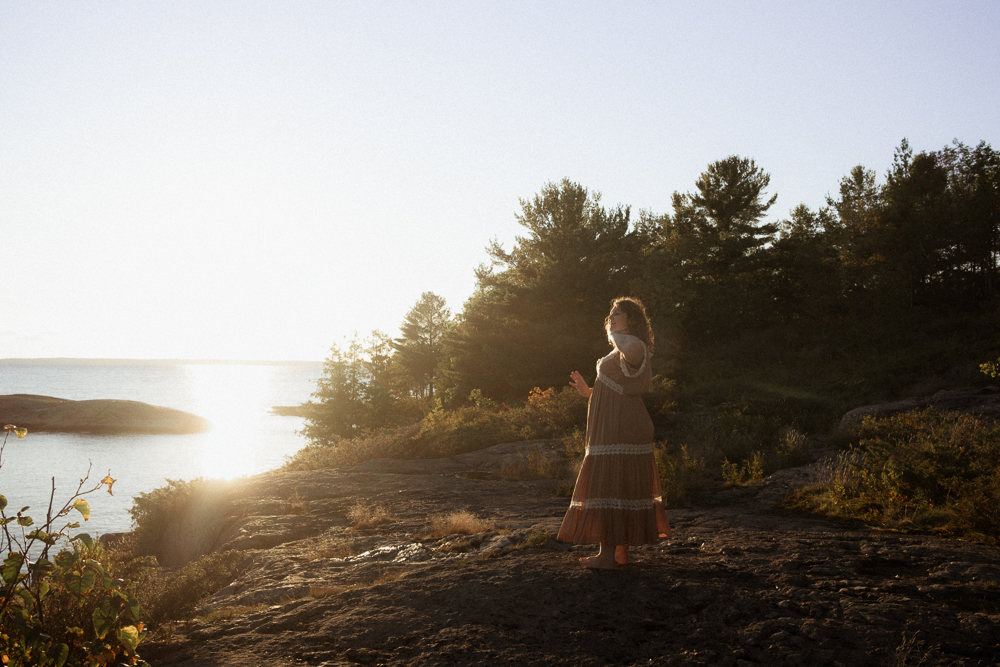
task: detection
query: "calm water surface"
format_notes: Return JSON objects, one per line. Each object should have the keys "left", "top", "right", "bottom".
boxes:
{"left": 0, "top": 360, "right": 322, "bottom": 535}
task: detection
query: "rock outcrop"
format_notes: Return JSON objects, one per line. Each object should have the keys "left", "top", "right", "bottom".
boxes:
{"left": 134, "top": 441, "right": 1000, "bottom": 667}
{"left": 0, "top": 394, "right": 210, "bottom": 434}
{"left": 839, "top": 385, "right": 1000, "bottom": 429}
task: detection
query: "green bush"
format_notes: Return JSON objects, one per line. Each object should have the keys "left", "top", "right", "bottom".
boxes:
{"left": 140, "top": 552, "right": 248, "bottom": 626}
{"left": 128, "top": 478, "right": 234, "bottom": 555}
{"left": 0, "top": 425, "right": 148, "bottom": 666}
{"left": 789, "top": 409, "right": 1000, "bottom": 543}
{"left": 655, "top": 444, "right": 709, "bottom": 507}
{"left": 285, "top": 386, "right": 587, "bottom": 469}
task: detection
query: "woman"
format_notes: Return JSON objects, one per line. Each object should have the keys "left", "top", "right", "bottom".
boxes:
{"left": 557, "top": 297, "right": 671, "bottom": 569}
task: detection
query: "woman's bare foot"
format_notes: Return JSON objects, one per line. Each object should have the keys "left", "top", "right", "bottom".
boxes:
{"left": 579, "top": 545, "right": 616, "bottom": 569}
{"left": 615, "top": 545, "right": 629, "bottom": 565}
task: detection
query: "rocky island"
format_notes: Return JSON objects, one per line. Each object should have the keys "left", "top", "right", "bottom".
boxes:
{"left": 135, "top": 438, "right": 1000, "bottom": 667}
{"left": 0, "top": 394, "right": 210, "bottom": 434}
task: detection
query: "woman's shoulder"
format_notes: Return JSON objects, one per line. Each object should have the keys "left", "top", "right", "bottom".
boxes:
{"left": 611, "top": 332, "right": 648, "bottom": 367}
{"left": 612, "top": 332, "right": 648, "bottom": 352}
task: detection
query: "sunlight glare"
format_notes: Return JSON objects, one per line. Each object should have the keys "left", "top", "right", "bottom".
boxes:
{"left": 184, "top": 364, "right": 277, "bottom": 479}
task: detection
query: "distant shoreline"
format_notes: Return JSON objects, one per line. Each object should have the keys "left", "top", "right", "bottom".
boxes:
{"left": 0, "top": 358, "right": 322, "bottom": 366}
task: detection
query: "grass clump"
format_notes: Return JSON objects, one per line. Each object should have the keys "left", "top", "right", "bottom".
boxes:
{"left": 522, "top": 530, "right": 551, "bottom": 548}
{"left": 281, "top": 492, "right": 309, "bottom": 515}
{"left": 347, "top": 501, "right": 393, "bottom": 529}
{"left": 426, "top": 510, "right": 493, "bottom": 538}
{"left": 786, "top": 409, "right": 1000, "bottom": 544}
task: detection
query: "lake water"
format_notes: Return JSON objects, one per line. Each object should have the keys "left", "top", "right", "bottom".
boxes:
{"left": 0, "top": 360, "right": 323, "bottom": 536}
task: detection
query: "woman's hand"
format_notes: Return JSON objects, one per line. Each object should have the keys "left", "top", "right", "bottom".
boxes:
{"left": 570, "top": 371, "right": 592, "bottom": 398}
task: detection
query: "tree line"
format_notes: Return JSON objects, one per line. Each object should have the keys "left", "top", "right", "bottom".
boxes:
{"left": 304, "top": 139, "right": 1000, "bottom": 445}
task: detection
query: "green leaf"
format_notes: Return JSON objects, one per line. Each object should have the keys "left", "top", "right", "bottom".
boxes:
{"left": 55, "top": 549, "right": 80, "bottom": 569}
{"left": 53, "top": 642, "right": 70, "bottom": 667}
{"left": 65, "top": 569, "right": 96, "bottom": 596}
{"left": 33, "top": 556, "right": 56, "bottom": 576}
{"left": 0, "top": 493, "right": 6, "bottom": 511}
{"left": 117, "top": 625, "right": 140, "bottom": 652}
{"left": 17, "top": 515, "right": 34, "bottom": 527}
{"left": 124, "top": 591, "right": 142, "bottom": 621}
{"left": 72, "top": 498, "right": 91, "bottom": 522}
{"left": 72, "top": 533, "right": 94, "bottom": 549}
{"left": 2, "top": 552, "right": 25, "bottom": 585}
{"left": 86, "top": 559, "right": 112, "bottom": 591}
{"left": 38, "top": 579, "right": 51, "bottom": 599}
{"left": 93, "top": 599, "right": 117, "bottom": 639}
{"left": 27, "top": 529, "right": 58, "bottom": 546}
{"left": 15, "top": 587, "right": 34, "bottom": 610}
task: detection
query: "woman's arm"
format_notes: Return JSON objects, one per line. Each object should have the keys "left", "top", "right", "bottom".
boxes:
{"left": 569, "top": 370, "right": 592, "bottom": 398}
{"left": 610, "top": 331, "right": 645, "bottom": 367}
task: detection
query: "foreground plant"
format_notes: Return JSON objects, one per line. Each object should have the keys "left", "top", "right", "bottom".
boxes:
{"left": 0, "top": 425, "right": 147, "bottom": 666}
{"left": 786, "top": 409, "right": 1000, "bottom": 543}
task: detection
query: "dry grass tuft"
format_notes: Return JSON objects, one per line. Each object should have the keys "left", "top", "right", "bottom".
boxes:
{"left": 426, "top": 510, "right": 493, "bottom": 538}
{"left": 347, "top": 501, "right": 393, "bottom": 529}
{"left": 308, "top": 539, "right": 366, "bottom": 561}
{"left": 281, "top": 492, "right": 309, "bottom": 515}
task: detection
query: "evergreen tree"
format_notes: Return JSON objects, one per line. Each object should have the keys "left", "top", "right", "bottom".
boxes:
{"left": 303, "top": 330, "right": 419, "bottom": 445}
{"left": 392, "top": 292, "right": 451, "bottom": 400}
{"left": 770, "top": 204, "right": 843, "bottom": 321}
{"left": 451, "top": 179, "right": 638, "bottom": 401}
{"left": 669, "top": 156, "right": 780, "bottom": 336}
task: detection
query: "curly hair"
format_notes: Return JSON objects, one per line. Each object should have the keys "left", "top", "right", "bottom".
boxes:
{"left": 606, "top": 296, "right": 654, "bottom": 352}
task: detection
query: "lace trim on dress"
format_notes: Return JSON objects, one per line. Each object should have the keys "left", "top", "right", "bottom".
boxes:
{"left": 585, "top": 443, "right": 654, "bottom": 456}
{"left": 570, "top": 496, "right": 664, "bottom": 511}
{"left": 596, "top": 373, "right": 624, "bottom": 395}
{"left": 619, "top": 340, "right": 649, "bottom": 378}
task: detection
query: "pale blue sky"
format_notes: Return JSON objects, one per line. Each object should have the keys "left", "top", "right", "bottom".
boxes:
{"left": 2, "top": 1, "right": 998, "bottom": 360}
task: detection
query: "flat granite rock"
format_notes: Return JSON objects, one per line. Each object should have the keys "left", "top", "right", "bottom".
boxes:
{"left": 839, "top": 385, "right": 1000, "bottom": 429}
{"left": 0, "top": 393, "right": 210, "bottom": 434}
{"left": 135, "top": 442, "right": 1000, "bottom": 667}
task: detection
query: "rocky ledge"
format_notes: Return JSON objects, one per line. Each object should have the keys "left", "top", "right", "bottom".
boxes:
{"left": 0, "top": 394, "right": 210, "bottom": 434}
{"left": 136, "top": 440, "right": 1000, "bottom": 667}
{"left": 839, "top": 385, "right": 1000, "bottom": 428}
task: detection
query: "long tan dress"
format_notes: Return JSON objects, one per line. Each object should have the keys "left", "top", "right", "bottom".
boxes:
{"left": 557, "top": 335, "right": 671, "bottom": 545}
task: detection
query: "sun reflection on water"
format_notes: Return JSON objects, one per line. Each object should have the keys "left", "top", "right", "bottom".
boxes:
{"left": 183, "top": 364, "right": 280, "bottom": 479}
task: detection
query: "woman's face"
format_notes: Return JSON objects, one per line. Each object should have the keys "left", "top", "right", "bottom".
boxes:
{"left": 607, "top": 305, "right": 628, "bottom": 334}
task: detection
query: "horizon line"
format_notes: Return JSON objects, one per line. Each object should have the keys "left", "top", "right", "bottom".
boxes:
{"left": 0, "top": 357, "right": 323, "bottom": 365}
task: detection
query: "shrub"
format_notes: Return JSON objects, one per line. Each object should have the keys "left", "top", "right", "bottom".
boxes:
{"left": 128, "top": 477, "right": 236, "bottom": 555}
{"left": 285, "top": 387, "right": 587, "bottom": 470}
{"left": 0, "top": 425, "right": 148, "bottom": 666}
{"left": 137, "top": 551, "right": 249, "bottom": 626}
{"left": 721, "top": 452, "right": 765, "bottom": 486}
{"left": 655, "top": 444, "right": 710, "bottom": 506}
{"left": 788, "top": 409, "right": 1000, "bottom": 543}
